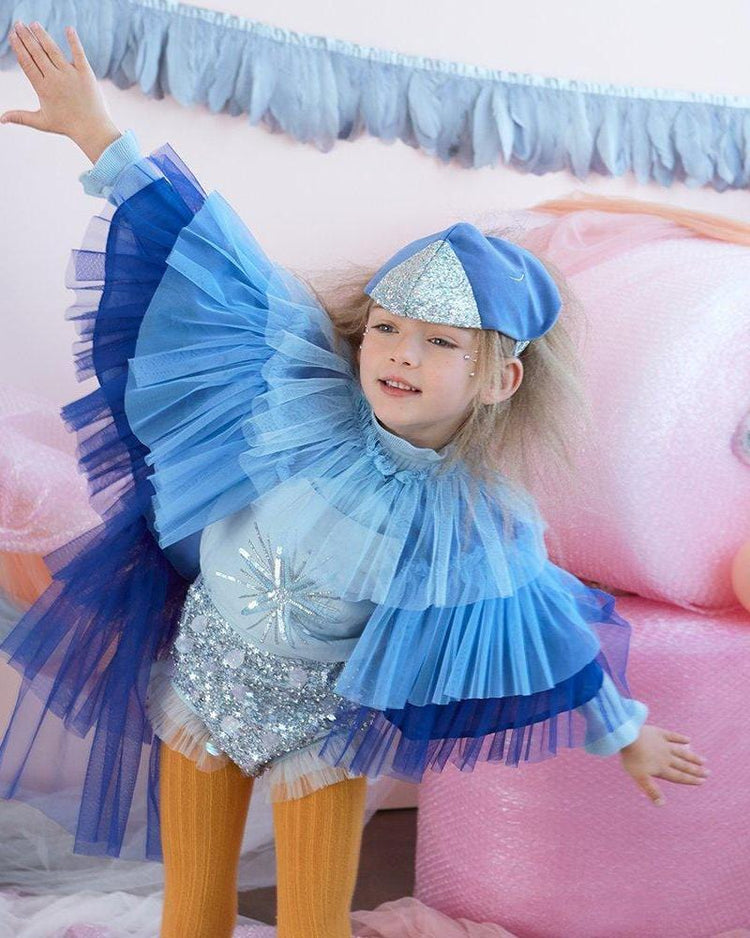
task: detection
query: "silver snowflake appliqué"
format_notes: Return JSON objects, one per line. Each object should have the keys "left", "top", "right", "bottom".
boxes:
{"left": 214, "top": 523, "right": 341, "bottom": 649}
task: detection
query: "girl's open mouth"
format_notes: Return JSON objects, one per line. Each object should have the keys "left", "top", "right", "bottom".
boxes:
{"left": 378, "top": 379, "right": 422, "bottom": 397}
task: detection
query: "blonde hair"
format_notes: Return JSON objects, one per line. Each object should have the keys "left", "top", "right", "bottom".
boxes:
{"left": 303, "top": 230, "right": 589, "bottom": 500}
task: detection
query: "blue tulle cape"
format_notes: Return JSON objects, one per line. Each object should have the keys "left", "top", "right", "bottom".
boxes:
{"left": 1, "top": 142, "right": 645, "bottom": 862}
{"left": 122, "top": 150, "right": 644, "bottom": 776}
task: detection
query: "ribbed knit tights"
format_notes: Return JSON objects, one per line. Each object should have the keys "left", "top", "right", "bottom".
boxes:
{"left": 159, "top": 744, "right": 367, "bottom": 938}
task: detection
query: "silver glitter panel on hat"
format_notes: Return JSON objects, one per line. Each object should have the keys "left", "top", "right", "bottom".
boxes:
{"left": 170, "top": 576, "right": 356, "bottom": 775}
{"left": 369, "top": 241, "right": 482, "bottom": 329}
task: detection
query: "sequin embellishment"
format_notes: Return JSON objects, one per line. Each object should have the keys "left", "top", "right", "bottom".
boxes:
{"left": 369, "top": 241, "right": 482, "bottom": 329}
{"left": 170, "top": 577, "right": 355, "bottom": 775}
{"left": 214, "top": 522, "right": 344, "bottom": 650}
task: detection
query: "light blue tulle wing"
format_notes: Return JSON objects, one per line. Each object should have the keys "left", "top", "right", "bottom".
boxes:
{"left": 123, "top": 164, "right": 558, "bottom": 612}
{"left": 316, "top": 568, "right": 647, "bottom": 778}
{"left": 124, "top": 191, "right": 358, "bottom": 549}
{"left": 332, "top": 561, "right": 617, "bottom": 708}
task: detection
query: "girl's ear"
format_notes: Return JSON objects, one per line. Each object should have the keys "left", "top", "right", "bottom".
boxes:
{"left": 479, "top": 358, "right": 523, "bottom": 406}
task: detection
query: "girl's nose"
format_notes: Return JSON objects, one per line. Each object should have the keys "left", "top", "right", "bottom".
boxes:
{"left": 390, "top": 334, "right": 421, "bottom": 365}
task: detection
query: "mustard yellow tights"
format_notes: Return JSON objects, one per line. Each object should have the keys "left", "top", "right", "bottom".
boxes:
{"left": 159, "top": 744, "right": 367, "bottom": 938}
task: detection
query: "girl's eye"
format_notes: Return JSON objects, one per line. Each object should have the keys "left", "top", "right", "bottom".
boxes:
{"left": 429, "top": 337, "right": 457, "bottom": 349}
{"left": 372, "top": 324, "right": 456, "bottom": 349}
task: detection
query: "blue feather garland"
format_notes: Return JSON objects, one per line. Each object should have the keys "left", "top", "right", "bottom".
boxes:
{"left": 0, "top": 0, "right": 748, "bottom": 189}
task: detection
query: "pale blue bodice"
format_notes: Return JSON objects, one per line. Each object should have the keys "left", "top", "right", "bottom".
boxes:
{"left": 199, "top": 407, "right": 446, "bottom": 662}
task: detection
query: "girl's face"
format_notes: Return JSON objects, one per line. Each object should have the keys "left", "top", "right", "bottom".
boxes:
{"left": 357, "top": 304, "right": 501, "bottom": 450}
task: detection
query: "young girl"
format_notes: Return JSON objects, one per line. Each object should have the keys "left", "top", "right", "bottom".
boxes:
{"left": 1, "top": 22, "right": 709, "bottom": 938}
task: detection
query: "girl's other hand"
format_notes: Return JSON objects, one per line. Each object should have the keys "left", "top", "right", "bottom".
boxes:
{"left": 619, "top": 724, "right": 709, "bottom": 806}
{"left": 1, "top": 21, "right": 121, "bottom": 162}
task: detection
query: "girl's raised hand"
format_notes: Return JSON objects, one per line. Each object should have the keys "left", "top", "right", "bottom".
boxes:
{"left": 619, "top": 724, "right": 709, "bottom": 806}
{"left": 2, "top": 21, "right": 121, "bottom": 162}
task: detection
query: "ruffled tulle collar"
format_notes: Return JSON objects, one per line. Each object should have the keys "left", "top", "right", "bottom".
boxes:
{"left": 356, "top": 391, "right": 452, "bottom": 481}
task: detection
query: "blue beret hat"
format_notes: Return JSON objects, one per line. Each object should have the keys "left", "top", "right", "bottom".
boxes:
{"left": 365, "top": 222, "right": 561, "bottom": 354}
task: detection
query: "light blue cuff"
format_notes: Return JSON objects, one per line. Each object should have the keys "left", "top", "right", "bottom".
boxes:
{"left": 78, "top": 129, "right": 143, "bottom": 198}
{"left": 584, "top": 700, "right": 649, "bottom": 757}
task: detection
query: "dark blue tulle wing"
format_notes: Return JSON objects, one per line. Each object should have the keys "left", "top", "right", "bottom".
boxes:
{"left": 0, "top": 146, "right": 206, "bottom": 859}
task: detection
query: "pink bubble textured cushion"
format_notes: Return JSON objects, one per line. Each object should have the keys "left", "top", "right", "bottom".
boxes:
{"left": 523, "top": 211, "right": 750, "bottom": 610}
{"left": 415, "top": 596, "right": 750, "bottom": 938}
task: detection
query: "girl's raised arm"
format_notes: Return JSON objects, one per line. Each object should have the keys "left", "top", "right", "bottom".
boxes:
{"left": 2, "top": 21, "right": 121, "bottom": 163}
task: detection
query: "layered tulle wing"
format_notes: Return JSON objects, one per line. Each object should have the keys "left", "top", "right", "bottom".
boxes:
{"left": 332, "top": 564, "right": 625, "bottom": 709}
{"left": 0, "top": 146, "right": 207, "bottom": 859}
{"left": 123, "top": 190, "right": 360, "bottom": 551}
{"left": 317, "top": 575, "right": 647, "bottom": 780}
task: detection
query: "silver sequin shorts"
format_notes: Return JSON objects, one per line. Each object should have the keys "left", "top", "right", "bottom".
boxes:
{"left": 166, "top": 576, "right": 357, "bottom": 778}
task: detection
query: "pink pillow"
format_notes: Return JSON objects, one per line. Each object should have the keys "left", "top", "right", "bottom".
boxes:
{"left": 523, "top": 211, "right": 750, "bottom": 610}
{"left": 0, "top": 386, "right": 98, "bottom": 554}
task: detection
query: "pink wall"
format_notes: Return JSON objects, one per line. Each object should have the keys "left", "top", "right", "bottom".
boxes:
{"left": 1, "top": 0, "right": 749, "bottom": 409}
